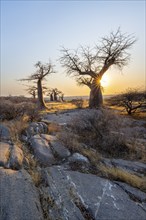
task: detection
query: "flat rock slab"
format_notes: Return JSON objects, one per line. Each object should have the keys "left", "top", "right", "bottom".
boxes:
{"left": 30, "top": 135, "right": 55, "bottom": 166}
{"left": 43, "top": 109, "right": 90, "bottom": 124}
{"left": 0, "top": 168, "right": 43, "bottom": 220}
{"left": 115, "top": 181, "right": 146, "bottom": 202}
{"left": 43, "top": 166, "right": 146, "bottom": 220}
{"left": 0, "top": 142, "right": 11, "bottom": 167}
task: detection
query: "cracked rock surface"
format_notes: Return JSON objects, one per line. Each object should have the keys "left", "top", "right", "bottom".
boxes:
{"left": 42, "top": 166, "right": 146, "bottom": 220}
{"left": 0, "top": 168, "right": 43, "bottom": 220}
{"left": 0, "top": 110, "right": 146, "bottom": 220}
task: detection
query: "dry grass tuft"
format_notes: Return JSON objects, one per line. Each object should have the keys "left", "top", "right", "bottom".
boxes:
{"left": 99, "top": 165, "right": 146, "bottom": 192}
{"left": 48, "top": 123, "right": 61, "bottom": 134}
{"left": 21, "top": 143, "right": 43, "bottom": 187}
{"left": 3, "top": 120, "right": 29, "bottom": 142}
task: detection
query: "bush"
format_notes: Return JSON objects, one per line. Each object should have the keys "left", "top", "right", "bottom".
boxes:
{"left": 108, "top": 89, "right": 146, "bottom": 115}
{"left": 59, "top": 109, "right": 130, "bottom": 158}
{"left": 0, "top": 98, "right": 39, "bottom": 121}
{"left": 71, "top": 99, "right": 84, "bottom": 109}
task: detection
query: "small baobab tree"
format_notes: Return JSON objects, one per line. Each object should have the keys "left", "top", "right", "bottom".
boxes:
{"left": 52, "top": 88, "right": 61, "bottom": 101}
{"left": 47, "top": 88, "right": 64, "bottom": 102}
{"left": 20, "top": 61, "right": 55, "bottom": 109}
{"left": 60, "top": 28, "right": 136, "bottom": 108}
{"left": 25, "top": 85, "right": 37, "bottom": 99}
{"left": 59, "top": 92, "right": 64, "bottom": 102}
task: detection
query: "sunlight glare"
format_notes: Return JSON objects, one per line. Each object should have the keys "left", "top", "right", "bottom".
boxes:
{"left": 100, "top": 74, "right": 109, "bottom": 87}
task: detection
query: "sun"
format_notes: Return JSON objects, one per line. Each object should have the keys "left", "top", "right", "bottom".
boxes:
{"left": 100, "top": 74, "right": 109, "bottom": 87}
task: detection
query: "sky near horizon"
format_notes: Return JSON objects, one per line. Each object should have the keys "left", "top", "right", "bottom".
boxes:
{"left": 1, "top": 0, "right": 145, "bottom": 97}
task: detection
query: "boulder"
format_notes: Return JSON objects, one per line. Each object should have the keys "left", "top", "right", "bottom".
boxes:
{"left": 0, "top": 124, "right": 11, "bottom": 142}
{"left": 42, "top": 166, "right": 146, "bottom": 220}
{"left": 23, "top": 122, "right": 48, "bottom": 140}
{"left": 0, "top": 168, "right": 43, "bottom": 220}
{"left": 9, "top": 145, "right": 24, "bottom": 170}
{"left": 0, "top": 142, "right": 11, "bottom": 167}
{"left": 50, "top": 140, "right": 71, "bottom": 159}
{"left": 30, "top": 135, "right": 55, "bottom": 166}
{"left": 68, "top": 153, "right": 89, "bottom": 163}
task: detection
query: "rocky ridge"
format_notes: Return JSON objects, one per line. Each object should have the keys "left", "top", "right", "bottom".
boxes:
{"left": 0, "top": 109, "right": 146, "bottom": 220}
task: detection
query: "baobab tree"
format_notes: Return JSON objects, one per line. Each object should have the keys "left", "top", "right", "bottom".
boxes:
{"left": 47, "top": 88, "right": 64, "bottom": 101}
{"left": 25, "top": 85, "right": 48, "bottom": 100}
{"left": 59, "top": 92, "right": 64, "bottom": 102}
{"left": 20, "top": 61, "right": 55, "bottom": 109}
{"left": 25, "top": 85, "right": 37, "bottom": 99}
{"left": 60, "top": 29, "right": 136, "bottom": 108}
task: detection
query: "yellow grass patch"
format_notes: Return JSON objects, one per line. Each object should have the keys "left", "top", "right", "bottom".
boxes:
{"left": 99, "top": 165, "right": 146, "bottom": 192}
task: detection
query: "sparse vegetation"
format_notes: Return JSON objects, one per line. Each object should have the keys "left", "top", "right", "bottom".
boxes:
{"left": 0, "top": 96, "right": 41, "bottom": 122}
{"left": 59, "top": 109, "right": 130, "bottom": 158}
{"left": 71, "top": 98, "right": 85, "bottom": 109}
{"left": 108, "top": 89, "right": 146, "bottom": 115}
{"left": 2, "top": 119, "right": 28, "bottom": 142}
{"left": 99, "top": 165, "right": 146, "bottom": 192}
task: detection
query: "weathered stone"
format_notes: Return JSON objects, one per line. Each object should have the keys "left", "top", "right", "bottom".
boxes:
{"left": 9, "top": 145, "right": 24, "bottom": 170}
{"left": 43, "top": 166, "right": 146, "bottom": 220}
{"left": 0, "top": 168, "right": 43, "bottom": 220}
{"left": 43, "top": 109, "right": 88, "bottom": 124}
{"left": 24, "top": 122, "right": 48, "bottom": 139}
{"left": 30, "top": 135, "right": 55, "bottom": 166}
{"left": 50, "top": 140, "right": 71, "bottom": 159}
{"left": 0, "top": 124, "right": 11, "bottom": 142}
{"left": 0, "top": 142, "right": 11, "bottom": 167}
{"left": 68, "top": 153, "right": 89, "bottom": 163}
{"left": 115, "top": 181, "right": 146, "bottom": 202}
{"left": 43, "top": 167, "right": 85, "bottom": 220}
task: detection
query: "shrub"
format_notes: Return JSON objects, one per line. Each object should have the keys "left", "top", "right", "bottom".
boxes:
{"left": 71, "top": 99, "right": 84, "bottom": 109}
{"left": 0, "top": 98, "right": 39, "bottom": 121}
{"left": 0, "top": 100, "right": 19, "bottom": 120}
{"left": 3, "top": 120, "right": 28, "bottom": 142}
{"left": 108, "top": 89, "right": 146, "bottom": 115}
{"left": 58, "top": 109, "right": 130, "bottom": 158}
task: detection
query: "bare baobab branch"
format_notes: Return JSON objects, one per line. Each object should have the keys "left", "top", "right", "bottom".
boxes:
{"left": 60, "top": 28, "right": 136, "bottom": 108}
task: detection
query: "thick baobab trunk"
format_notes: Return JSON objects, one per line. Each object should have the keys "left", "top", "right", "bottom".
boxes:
{"left": 37, "top": 79, "right": 46, "bottom": 109}
{"left": 89, "top": 81, "right": 103, "bottom": 108}
{"left": 54, "top": 91, "right": 58, "bottom": 101}
{"left": 32, "top": 91, "right": 36, "bottom": 99}
{"left": 50, "top": 93, "right": 53, "bottom": 101}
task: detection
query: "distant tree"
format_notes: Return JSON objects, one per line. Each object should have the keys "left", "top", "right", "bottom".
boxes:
{"left": 26, "top": 86, "right": 37, "bottom": 99}
{"left": 60, "top": 28, "right": 136, "bottom": 108}
{"left": 47, "top": 89, "right": 54, "bottom": 101}
{"left": 108, "top": 89, "right": 146, "bottom": 115}
{"left": 59, "top": 92, "right": 64, "bottom": 102}
{"left": 20, "top": 61, "right": 55, "bottom": 109}
{"left": 53, "top": 88, "right": 62, "bottom": 101}
{"left": 47, "top": 88, "right": 64, "bottom": 102}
